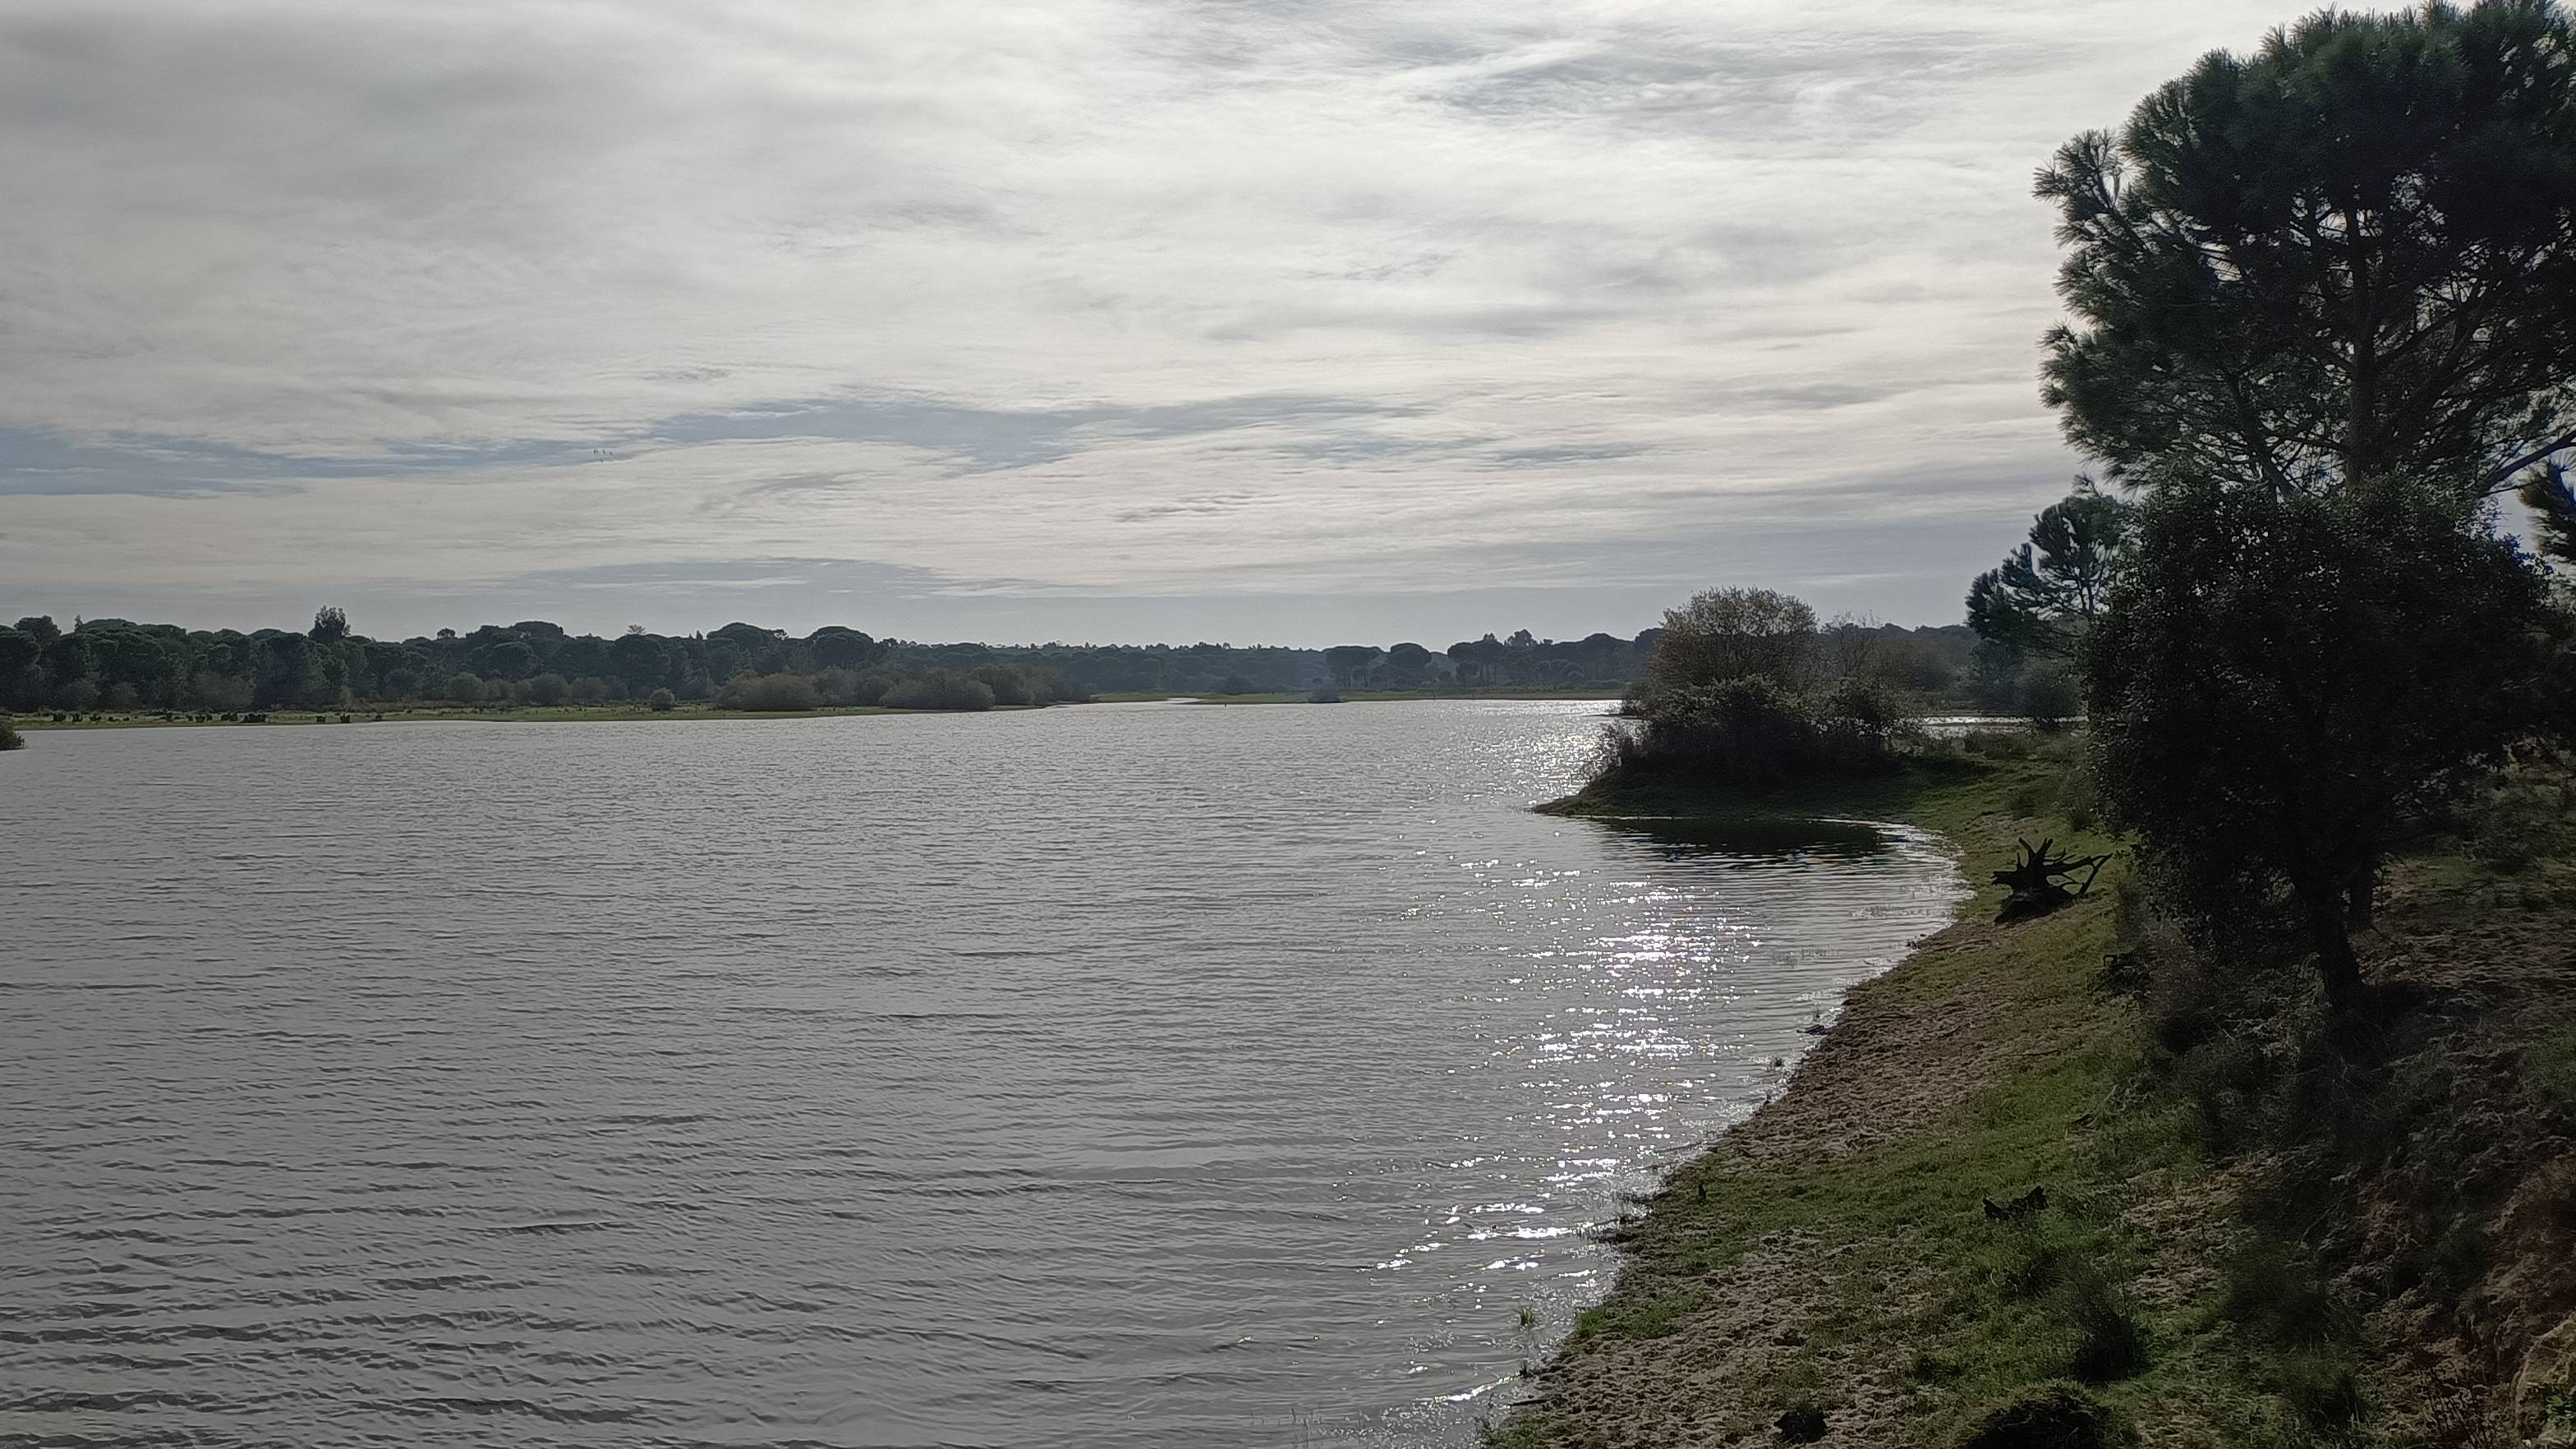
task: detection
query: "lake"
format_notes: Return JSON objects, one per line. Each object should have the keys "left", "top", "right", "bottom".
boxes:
{"left": 0, "top": 701, "right": 1964, "bottom": 1447}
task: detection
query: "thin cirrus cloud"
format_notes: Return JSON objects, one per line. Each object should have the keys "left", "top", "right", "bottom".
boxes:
{"left": 0, "top": 0, "right": 2391, "bottom": 642}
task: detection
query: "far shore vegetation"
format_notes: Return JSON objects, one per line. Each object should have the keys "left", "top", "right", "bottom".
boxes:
{"left": 1507, "top": 5, "right": 2576, "bottom": 1445}
{"left": 0, "top": 606, "right": 2021, "bottom": 734}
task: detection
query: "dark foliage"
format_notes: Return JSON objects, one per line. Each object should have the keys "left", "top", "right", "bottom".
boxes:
{"left": 713, "top": 672, "right": 822, "bottom": 712}
{"left": 1602, "top": 674, "right": 1907, "bottom": 786}
{"left": 1967, "top": 485, "right": 2128, "bottom": 658}
{"left": 2086, "top": 477, "right": 2552, "bottom": 1009}
{"left": 1954, "top": 1383, "right": 2128, "bottom": 1449}
{"left": 2039, "top": 0, "right": 2576, "bottom": 501}
{"left": 1641, "top": 587, "right": 1818, "bottom": 697}
{"left": 880, "top": 669, "right": 994, "bottom": 711}
{"left": 2524, "top": 459, "right": 2576, "bottom": 568}
{"left": 1773, "top": 1404, "right": 1828, "bottom": 1442}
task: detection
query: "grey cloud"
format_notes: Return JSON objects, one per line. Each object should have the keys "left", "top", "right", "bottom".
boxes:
{"left": 1699, "top": 383, "right": 1901, "bottom": 412}
{"left": 1, "top": 0, "right": 2310, "bottom": 635}
{"left": 0, "top": 425, "right": 606, "bottom": 497}
{"left": 659, "top": 392, "right": 1420, "bottom": 472}
{"left": 1489, "top": 443, "right": 1650, "bottom": 468}
{"left": 0, "top": 390, "right": 1428, "bottom": 496}
{"left": 1113, "top": 493, "right": 1267, "bottom": 522}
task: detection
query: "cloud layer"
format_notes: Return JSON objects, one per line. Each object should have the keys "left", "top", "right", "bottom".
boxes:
{"left": 0, "top": 0, "right": 2383, "bottom": 641}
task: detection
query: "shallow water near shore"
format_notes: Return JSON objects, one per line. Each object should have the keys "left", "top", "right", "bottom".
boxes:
{"left": 1, "top": 700, "right": 1965, "bottom": 1447}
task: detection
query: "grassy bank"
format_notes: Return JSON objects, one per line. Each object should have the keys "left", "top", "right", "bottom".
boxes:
{"left": 1497, "top": 744, "right": 2576, "bottom": 1447}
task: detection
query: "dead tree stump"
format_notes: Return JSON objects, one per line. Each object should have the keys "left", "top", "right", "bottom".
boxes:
{"left": 1991, "top": 837, "right": 2111, "bottom": 922}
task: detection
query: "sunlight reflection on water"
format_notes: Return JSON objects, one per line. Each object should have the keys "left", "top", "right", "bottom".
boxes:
{"left": 1, "top": 701, "right": 1965, "bottom": 1447}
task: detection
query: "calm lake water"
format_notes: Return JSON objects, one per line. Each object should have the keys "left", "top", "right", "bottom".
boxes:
{"left": 0, "top": 701, "right": 1964, "bottom": 1447}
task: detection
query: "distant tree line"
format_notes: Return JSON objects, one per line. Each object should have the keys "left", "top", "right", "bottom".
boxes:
{"left": 0, "top": 609, "right": 1985, "bottom": 715}
{"left": 0, "top": 614, "right": 1099, "bottom": 715}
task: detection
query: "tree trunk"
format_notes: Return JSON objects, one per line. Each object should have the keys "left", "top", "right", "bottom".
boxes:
{"left": 2309, "top": 896, "right": 2366, "bottom": 1014}
{"left": 2344, "top": 861, "right": 2376, "bottom": 931}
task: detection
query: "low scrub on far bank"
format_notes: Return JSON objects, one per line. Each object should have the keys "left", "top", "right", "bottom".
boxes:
{"left": 709, "top": 661, "right": 1080, "bottom": 713}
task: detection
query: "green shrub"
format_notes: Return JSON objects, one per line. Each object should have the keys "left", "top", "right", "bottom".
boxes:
{"left": 2469, "top": 779, "right": 2569, "bottom": 872}
{"left": 0, "top": 719, "right": 21, "bottom": 752}
{"left": 2058, "top": 766, "right": 2100, "bottom": 830}
{"left": 2061, "top": 1267, "right": 2150, "bottom": 1382}
{"left": 1980, "top": 1213, "right": 2088, "bottom": 1301}
{"left": 2272, "top": 1349, "right": 2367, "bottom": 1432}
{"left": 1955, "top": 1383, "right": 2130, "bottom": 1449}
{"left": 814, "top": 667, "right": 880, "bottom": 706}
{"left": 2524, "top": 1024, "right": 2576, "bottom": 1117}
{"left": 881, "top": 669, "right": 994, "bottom": 711}
{"left": 714, "top": 672, "right": 821, "bottom": 711}
{"left": 2023, "top": 662, "right": 2082, "bottom": 731}
{"left": 646, "top": 688, "right": 678, "bottom": 712}
{"left": 2174, "top": 1033, "right": 2271, "bottom": 1148}
{"left": 1603, "top": 674, "right": 1906, "bottom": 784}
{"left": 973, "top": 663, "right": 1038, "bottom": 706}
{"left": 2220, "top": 1238, "right": 2358, "bottom": 1350}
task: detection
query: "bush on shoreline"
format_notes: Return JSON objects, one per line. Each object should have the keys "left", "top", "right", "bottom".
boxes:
{"left": 1593, "top": 674, "right": 1910, "bottom": 786}
{"left": 1584, "top": 586, "right": 1920, "bottom": 789}
{"left": 0, "top": 718, "right": 22, "bottom": 752}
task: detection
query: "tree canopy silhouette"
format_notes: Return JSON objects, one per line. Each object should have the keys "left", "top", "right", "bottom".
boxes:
{"left": 2086, "top": 476, "right": 2551, "bottom": 1010}
{"left": 1966, "top": 485, "right": 2129, "bottom": 658}
{"left": 2040, "top": 0, "right": 2576, "bottom": 501}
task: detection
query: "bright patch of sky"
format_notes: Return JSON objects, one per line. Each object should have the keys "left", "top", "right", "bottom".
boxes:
{"left": 0, "top": 0, "right": 2393, "bottom": 643}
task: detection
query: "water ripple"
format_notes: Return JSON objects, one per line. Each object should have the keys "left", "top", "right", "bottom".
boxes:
{"left": 0, "top": 702, "right": 1962, "bottom": 1447}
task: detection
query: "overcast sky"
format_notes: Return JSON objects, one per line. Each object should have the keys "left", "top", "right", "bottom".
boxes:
{"left": 0, "top": 1, "right": 2382, "bottom": 646}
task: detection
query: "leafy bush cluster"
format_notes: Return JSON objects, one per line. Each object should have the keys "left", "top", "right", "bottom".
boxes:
{"left": 880, "top": 669, "right": 997, "bottom": 711}
{"left": 712, "top": 672, "right": 823, "bottom": 712}
{"left": 1603, "top": 674, "right": 1910, "bottom": 784}
{"left": 1591, "top": 587, "right": 1920, "bottom": 785}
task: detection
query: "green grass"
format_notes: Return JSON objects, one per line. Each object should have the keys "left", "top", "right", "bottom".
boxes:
{"left": 1567, "top": 1289, "right": 1704, "bottom": 1346}
{"left": 1496, "top": 749, "right": 2362, "bottom": 1447}
{"left": 2523, "top": 1024, "right": 2576, "bottom": 1117}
